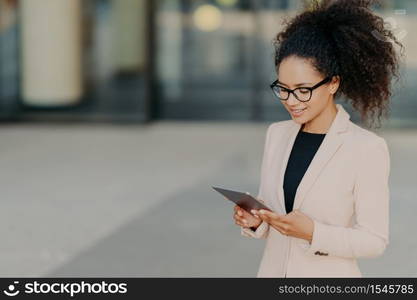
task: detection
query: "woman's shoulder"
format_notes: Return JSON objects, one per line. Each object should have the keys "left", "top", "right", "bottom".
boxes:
{"left": 265, "top": 119, "right": 388, "bottom": 150}
{"left": 347, "top": 122, "right": 390, "bottom": 176}
{"left": 267, "top": 120, "right": 294, "bottom": 133}
{"left": 348, "top": 121, "right": 388, "bottom": 146}
{"left": 262, "top": 120, "right": 294, "bottom": 143}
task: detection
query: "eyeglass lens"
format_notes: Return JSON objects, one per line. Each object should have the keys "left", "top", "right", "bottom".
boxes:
{"left": 272, "top": 86, "right": 311, "bottom": 102}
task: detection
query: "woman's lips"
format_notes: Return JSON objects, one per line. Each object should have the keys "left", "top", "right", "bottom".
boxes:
{"left": 290, "top": 107, "right": 307, "bottom": 117}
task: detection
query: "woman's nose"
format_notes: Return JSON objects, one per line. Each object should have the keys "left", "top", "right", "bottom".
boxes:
{"left": 287, "top": 92, "right": 300, "bottom": 105}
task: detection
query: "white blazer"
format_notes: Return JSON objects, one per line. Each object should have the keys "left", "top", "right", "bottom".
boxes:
{"left": 241, "top": 104, "right": 390, "bottom": 277}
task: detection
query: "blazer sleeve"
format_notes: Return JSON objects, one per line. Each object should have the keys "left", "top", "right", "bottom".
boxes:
{"left": 241, "top": 124, "right": 274, "bottom": 239}
{"left": 303, "top": 137, "right": 390, "bottom": 258}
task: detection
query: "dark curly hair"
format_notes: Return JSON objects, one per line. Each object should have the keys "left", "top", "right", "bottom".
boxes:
{"left": 273, "top": 0, "right": 405, "bottom": 128}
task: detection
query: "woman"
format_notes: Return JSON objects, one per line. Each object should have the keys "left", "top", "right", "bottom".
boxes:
{"left": 233, "top": 0, "right": 403, "bottom": 277}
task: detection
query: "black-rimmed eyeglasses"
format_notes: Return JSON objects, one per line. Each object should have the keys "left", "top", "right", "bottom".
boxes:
{"left": 270, "top": 76, "right": 332, "bottom": 102}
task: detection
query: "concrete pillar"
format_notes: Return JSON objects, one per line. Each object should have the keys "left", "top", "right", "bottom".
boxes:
{"left": 20, "top": 0, "right": 82, "bottom": 106}
{"left": 111, "top": 0, "right": 147, "bottom": 73}
{"left": 157, "top": 0, "right": 182, "bottom": 101}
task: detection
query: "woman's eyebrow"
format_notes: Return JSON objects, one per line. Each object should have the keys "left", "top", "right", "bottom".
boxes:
{"left": 277, "top": 80, "right": 312, "bottom": 87}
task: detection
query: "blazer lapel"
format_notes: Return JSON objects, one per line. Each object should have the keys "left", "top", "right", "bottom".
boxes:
{"left": 277, "top": 104, "right": 351, "bottom": 213}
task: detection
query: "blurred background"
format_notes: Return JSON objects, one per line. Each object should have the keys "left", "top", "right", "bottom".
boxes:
{"left": 0, "top": 0, "right": 416, "bottom": 277}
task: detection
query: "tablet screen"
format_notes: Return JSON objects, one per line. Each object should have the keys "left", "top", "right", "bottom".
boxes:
{"left": 212, "top": 186, "right": 272, "bottom": 213}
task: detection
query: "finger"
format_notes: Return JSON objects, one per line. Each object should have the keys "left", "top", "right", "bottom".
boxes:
{"left": 233, "top": 213, "right": 242, "bottom": 222}
{"left": 234, "top": 213, "right": 248, "bottom": 224}
{"left": 255, "top": 211, "right": 269, "bottom": 221}
{"left": 281, "top": 225, "right": 291, "bottom": 236}
{"left": 234, "top": 205, "right": 244, "bottom": 216}
{"left": 240, "top": 209, "right": 254, "bottom": 218}
{"left": 255, "top": 210, "right": 270, "bottom": 221}
{"left": 250, "top": 209, "right": 260, "bottom": 218}
{"left": 235, "top": 219, "right": 248, "bottom": 227}
{"left": 234, "top": 205, "right": 240, "bottom": 213}
{"left": 258, "top": 209, "right": 282, "bottom": 221}
{"left": 273, "top": 223, "right": 290, "bottom": 235}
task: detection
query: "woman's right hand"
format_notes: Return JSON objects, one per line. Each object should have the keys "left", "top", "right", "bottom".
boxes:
{"left": 233, "top": 201, "right": 263, "bottom": 229}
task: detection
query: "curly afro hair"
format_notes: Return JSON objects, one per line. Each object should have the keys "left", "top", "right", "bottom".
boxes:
{"left": 273, "top": 0, "right": 405, "bottom": 128}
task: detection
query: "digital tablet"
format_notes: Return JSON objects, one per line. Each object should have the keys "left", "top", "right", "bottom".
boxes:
{"left": 212, "top": 186, "right": 272, "bottom": 214}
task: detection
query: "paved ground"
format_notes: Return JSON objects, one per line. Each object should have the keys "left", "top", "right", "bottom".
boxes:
{"left": 0, "top": 121, "right": 416, "bottom": 277}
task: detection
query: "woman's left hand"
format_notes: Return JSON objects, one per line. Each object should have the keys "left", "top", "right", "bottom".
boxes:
{"left": 251, "top": 208, "right": 314, "bottom": 243}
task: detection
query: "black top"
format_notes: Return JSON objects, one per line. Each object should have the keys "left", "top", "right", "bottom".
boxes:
{"left": 283, "top": 128, "right": 326, "bottom": 214}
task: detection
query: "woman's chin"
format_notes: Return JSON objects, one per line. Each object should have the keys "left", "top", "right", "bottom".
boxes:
{"left": 291, "top": 115, "right": 306, "bottom": 123}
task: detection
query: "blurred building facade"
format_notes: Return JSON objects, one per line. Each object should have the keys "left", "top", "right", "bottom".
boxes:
{"left": 0, "top": 0, "right": 416, "bottom": 126}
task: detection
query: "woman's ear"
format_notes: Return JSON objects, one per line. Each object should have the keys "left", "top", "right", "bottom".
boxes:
{"left": 330, "top": 75, "right": 341, "bottom": 94}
